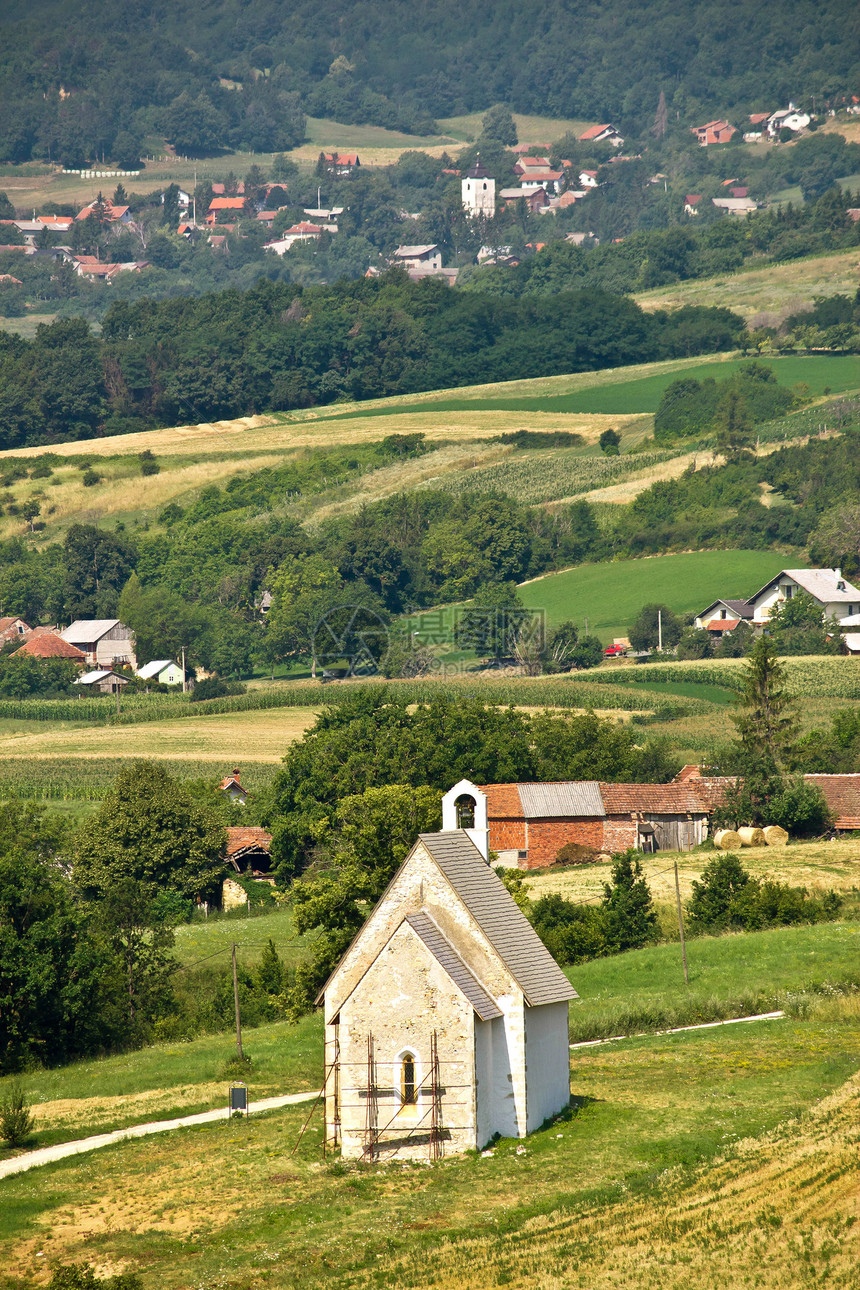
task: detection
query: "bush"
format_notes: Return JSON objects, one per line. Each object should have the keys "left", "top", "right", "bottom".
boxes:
{"left": 81, "top": 469, "right": 101, "bottom": 487}
{"left": 138, "top": 449, "right": 160, "bottom": 476}
{"left": 530, "top": 894, "right": 608, "bottom": 966}
{"left": 48, "top": 1262, "right": 143, "bottom": 1290}
{"left": 190, "top": 677, "right": 247, "bottom": 702}
{"left": 687, "top": 852, "right": 841, "bottom": 933}
{"left": 0, "top": 1082, "right": 36, "bottom": 1147}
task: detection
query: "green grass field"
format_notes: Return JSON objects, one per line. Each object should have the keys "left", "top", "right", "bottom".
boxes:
{"left": 519, "top": 549, "right": 787, "bottom": 637}
{"left": 1, "top": 922, "right": 859, "bottom": 1289}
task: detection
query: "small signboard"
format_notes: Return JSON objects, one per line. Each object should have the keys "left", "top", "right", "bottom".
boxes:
{"left": 229, "top": 1082, "right": 248, "bottom": 1116}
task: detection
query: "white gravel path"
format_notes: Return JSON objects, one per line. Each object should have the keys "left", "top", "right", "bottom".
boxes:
{"left": 0, "top": 1089, "right": 320, "bottom": 1181}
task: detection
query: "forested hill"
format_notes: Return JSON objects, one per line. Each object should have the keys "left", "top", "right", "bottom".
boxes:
{"left": 0, "top": 277, "right": 742, "bottom": 447}
{"left": 2, "top": 0, "right": 859, "bottom": 162}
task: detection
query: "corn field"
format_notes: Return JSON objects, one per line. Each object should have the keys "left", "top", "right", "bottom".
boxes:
{"left": 0, "top": 758, "right": 279, "bottom": 800}
{"left": 418, "top": 448, "right": 679, "bottom": 503}
{"left": 583, "top": 656, "right": 860, "bottom": 699}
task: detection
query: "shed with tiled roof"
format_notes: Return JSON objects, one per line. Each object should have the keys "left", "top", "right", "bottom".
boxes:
{"left": 17, "top": 632, "right": 86, "bottom": 661}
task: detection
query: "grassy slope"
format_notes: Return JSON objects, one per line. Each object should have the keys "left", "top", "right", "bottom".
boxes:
{"left": 634, "top": 248, "right": 860, "bottom": 320}
{"left": 2, "top": 933, "right": 859, "bottom": 1286}
{"left": 519, "top": 549, "right": 787, "bottom": 637}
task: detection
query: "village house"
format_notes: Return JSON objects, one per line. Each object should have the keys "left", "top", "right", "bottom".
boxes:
{"left": 17, "top": 631, "right": 86, "bottom": 663}
{"left": 767, "top": 105, "right": 810, "bottom": 138}
{"left": 461, "top": 158, "right": 496, "bottom": 218}
{"left": 73, "top": 669, "right": 129, "bottom": 694}
{"left": 320, "top": 781, "right": 576, "bottom": 1160}
{"left": 0, "top": 616, "right": 29, "bottom": 643}
{"left": 391, "top": 244, "right": 442, "bottom": 271}
{"left": 744, "top": 111, "right": 772, "bottom": 141}
{"left": 477, "top": 779, "right": 712, "bottom": 867}
{"left": 696, "top": 569, "right": 860, "bottom": 635}
{"left": 578, "top": 170, "right": 599, "bottom": 189}
{"left": 75, "top": 199, "right": 132, "bottom": 224}
{"left": 264, "top": 222, "right": 326, "bottom": 254}
{"left": 59, "top": 619, "right": 136, "bottom": 669}
{"left": 712, "top": 196, "right": 758, "bottom": 215}
{"left": 219, "top": 767, "right": 248, "bottom": 804}
{"left": 579, "top": 124, "right": 624, "bottom": 147}
{"left": 684, "top": 194, "right": 703, "bottom": 215}
{"left": 136, "top": 659, "right": 185, "bottom": 687}
{"left": 206, "top": 197, "right": 245, "bottom": 224}
{"left": 499, "top": 186, "right": 548, "bottom": 213}
{"left": 690, "top": 120, "right": 737, "bottom": 146}
{"left": 226, "top": 826, "right": 273, "bottom": 876}
{"left": 323, "top": 153, "right": 360, "bottom": 175}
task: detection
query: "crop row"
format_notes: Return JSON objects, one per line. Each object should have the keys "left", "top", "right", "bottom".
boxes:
{"left": 419, "top": 449, "right": 679, "bottom": 504}
{"left": 0, "top": 758, "right": 279, "bottom": 800}
{"left": 583, "top": 656, "right": 860, "bottom": 699}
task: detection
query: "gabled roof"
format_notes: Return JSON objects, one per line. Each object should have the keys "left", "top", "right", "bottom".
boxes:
{"left": 393, "top": 244, "right": 438, "bottom": 258}
{"left": 406, "top": 910, "right": 502, "bottom": 1020}
{"left": 0, "top": 616, "right": 27, "bottom": 630}
{"left": 137, "top": 659, "right": 176, "bottom": 679}
{"left": 697, "top": 598, "right": 754, "bottom": 619}
{"left": 481, "top": 782, "right": 605, "bottom": 818}
{"left": 61, "top": 619, "right": 123, "bottom": 642}
{"left": 805, "top": 775, "right": 860, "bottom": 827}
{"left": 18, "top": 632, "right": 86, "bottom": 660}
{"left": 75, "top": 669, "right": 125, "bottom": 684}
{"left": 419, "top": 831, "right": 577, "bottom": 1006}
{"left": 579, "top": 124, "right": 616, "bottom": 140}
{"left": 750, "top": 569, "right": 860, "bottom": 607}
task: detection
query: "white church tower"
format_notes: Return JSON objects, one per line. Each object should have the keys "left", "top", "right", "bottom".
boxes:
{"left": 462, "top": 157, "right": 495, "bottom": 218}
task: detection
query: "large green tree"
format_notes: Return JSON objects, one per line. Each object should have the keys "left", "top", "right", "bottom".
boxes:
{"left": 74, "top": 762, "right": 226, "bottom": 903}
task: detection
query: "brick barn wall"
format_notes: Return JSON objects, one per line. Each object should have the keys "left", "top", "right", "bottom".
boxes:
{"left": 602, "top": 818, "right": 639, "bottom": 853}
{"left": 488, "top": 819, "right": 527, "bottom": 852}
{"left": 521, "top": 819, "right": 605, "bottom": 869}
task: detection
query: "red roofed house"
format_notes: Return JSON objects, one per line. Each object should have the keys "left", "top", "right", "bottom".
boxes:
{"left": 207, "top": 197, "right": 246, "bottom": 224}
{"left": 0, "top": 616, "right": 28, "bottom": 642}
{"left": 579, "top": 124, "right": 624, "bottom": 147}
{"left": 469, "top": 779, "right": 713, "bottom": 868}
{"left": 690, "top": 120, "right": 737, "bottom": 146}
{"left": 684, "top": 194, "right": 703, "bottom": 215}
{"left": 17, "top": 631, "right": 86, "bottom": 662}
{"left": 578, "top": 169, "right": 599, "bottom": 188}
{"left": 323, "top": 153, "right": 360, "bottom": 175}
{"left": 75, "top": 200, "right": 132, "bottom": 224}
{"left": 264, "top": 222, "right": 326, "bottom": 254}
{"left": 219, "top": 768, "right": 248, "bottom": 803}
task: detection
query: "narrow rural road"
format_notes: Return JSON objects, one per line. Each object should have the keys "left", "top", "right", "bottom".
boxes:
{"left": 0, "top": 1089, "right": 320, "bottom": 1181}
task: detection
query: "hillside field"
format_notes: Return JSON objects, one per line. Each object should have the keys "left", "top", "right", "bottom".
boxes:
{"left": 520, "top": 549, "right": 786, "bottom": 637}
{"left": 1, "top": 920, "right": 859, "bottom": 1289}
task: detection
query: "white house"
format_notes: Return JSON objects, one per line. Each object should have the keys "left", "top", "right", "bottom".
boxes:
{"left": 767, "top": 105, "right": 811, "bottom": 137}
{"left": 60, "top": 620, "right": 136, "bottom": 669}
{"left": 392, "top": 244, "right": 442, "bottom": 271}
{"left": 746, "top": 569, "right": 860, "bottom": 625}
{"left": 462, "top": 159, "right": 496, "bottom": 218}
{"left": 578, "top": 170, "right": 599, "bottom": 189}
{"left": 694, "top": 598, "right": 756, "bottom": 634}
{"left": 320, "top": 781, "right": 576, "bottom": 1161}
{"left": 137, "top": 659, "right": 185, "bottom": 686}
{"left": 264, "top": 222, "right": 326, "bottom": 254}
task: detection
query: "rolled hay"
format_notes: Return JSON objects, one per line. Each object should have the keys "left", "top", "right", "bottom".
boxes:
{"left": 738, "top": 826, "right": 766, "bottom": 847}
{"left": 714, "top": 829, "right": 741, "bottom": 850}
{"left": 763, "top": 824, "right": 789, "bottom": 847}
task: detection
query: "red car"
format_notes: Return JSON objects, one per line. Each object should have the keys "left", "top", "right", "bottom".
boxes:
{"left": 603, "top": 644, "right": 626, "bottom": 657}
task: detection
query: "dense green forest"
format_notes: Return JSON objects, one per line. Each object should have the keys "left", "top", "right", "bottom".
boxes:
{"left": 0, "top": 279, "right": 743, "bottom": 446}
{"left": 1, "top": 0, "right": 859, "bottom": 163}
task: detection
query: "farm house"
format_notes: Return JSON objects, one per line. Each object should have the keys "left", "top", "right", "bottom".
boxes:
{"left": 320, "top": 782, "right": 576, "bottom": 1161}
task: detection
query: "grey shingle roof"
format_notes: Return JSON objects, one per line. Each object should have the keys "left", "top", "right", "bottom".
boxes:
{"left": 518, "top": 782, "right": 605, "bottom": 818}
{"left": 419, "top": 831, "right": 578, "bottom": 1007}
{"left": 61, "top": 619, "right": 122, "bottom": 641}
{"left": 405, "top": 911, "right": 502, "bottom": 1020}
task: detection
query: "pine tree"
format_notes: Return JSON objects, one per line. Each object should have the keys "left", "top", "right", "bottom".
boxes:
{"left": 733, "top": 635, "right": 797, "bottom": 766}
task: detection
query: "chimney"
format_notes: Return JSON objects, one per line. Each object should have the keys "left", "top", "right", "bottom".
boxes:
{"left": 233, "top": 767, "right": 241, "bottom": 779}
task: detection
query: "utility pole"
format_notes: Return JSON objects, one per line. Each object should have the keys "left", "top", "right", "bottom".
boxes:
{"left": 232, "top": 943, "right": 244, "bottom": 1060}
{"left": 181, "top": 645, "right": 186, "bottom": 694}
{"left": 115, "top": 678, "right": 120, "bottom": 716}
{"left": 674, "top": 862, "right": 689, "bottom": 984}
{"left": 658, "top": 609, "right": 663, "bottom": 652}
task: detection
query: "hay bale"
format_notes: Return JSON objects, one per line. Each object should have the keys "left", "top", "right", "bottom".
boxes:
{"left": 714, "top": 829, "right": 741, "bottom": 850}
{"left": 763, "top": 824, "right": 789, "bottom": 847}
{"left": 738, "top": 826, "right": 766, "bottom": 847}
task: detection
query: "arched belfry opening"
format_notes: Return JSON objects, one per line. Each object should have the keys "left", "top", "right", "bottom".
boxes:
{"left": 441, "top": 779, "right": 489, "bottom": 861}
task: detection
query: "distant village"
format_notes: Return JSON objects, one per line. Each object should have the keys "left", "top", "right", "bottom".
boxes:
{"left": 1, "top": 100, "right": 850, "bottom": 288}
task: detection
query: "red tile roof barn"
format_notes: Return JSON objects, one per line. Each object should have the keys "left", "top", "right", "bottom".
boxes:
{"left": 597, "top": 783, "right": 712, "bottom": 814}
{"left": 804, "top": 775, "right": 860, "bottom": 829}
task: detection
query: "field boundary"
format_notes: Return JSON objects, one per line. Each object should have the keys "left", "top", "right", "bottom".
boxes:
{"left": 569, "top": 1010, "right": 786, "bottom": 1049}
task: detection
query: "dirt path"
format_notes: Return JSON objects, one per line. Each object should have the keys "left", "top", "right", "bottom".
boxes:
{"left": 0, "top": 1089, "right": 319, "bottom": 1181}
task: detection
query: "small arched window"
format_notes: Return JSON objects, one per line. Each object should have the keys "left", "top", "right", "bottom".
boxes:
{"left": 454, "top": 793, "right": 475, "bottom": 829}
{"left": 401, "top": 1054, "right": 416, "bottom": 1104}
{"left": 482, "top": 182, "right": 487, "bottom": 190}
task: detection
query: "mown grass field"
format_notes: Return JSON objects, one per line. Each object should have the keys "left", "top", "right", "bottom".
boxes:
{"left": 634, "top": 248, "right": 860, "bottom": 321}
{"left": 2, "top": 921, "right": 859, "bottom": 1289}
{"left": 519, "top": 549, "right": 787, "bottom": 637}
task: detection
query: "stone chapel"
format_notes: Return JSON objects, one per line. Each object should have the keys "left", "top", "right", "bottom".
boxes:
{"left": 320, "top": 781, "right": 577, "bottom": 1161}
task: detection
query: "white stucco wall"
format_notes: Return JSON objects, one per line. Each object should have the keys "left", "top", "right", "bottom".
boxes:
{"left": 524, "top": 1001, "right": 571, "bottom": 1133}
{"left": 324, "top": 841, "right": 530, "bottom": 1157}
{"left": 332, "top": 920, "right": 477, "bottom": 1160}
